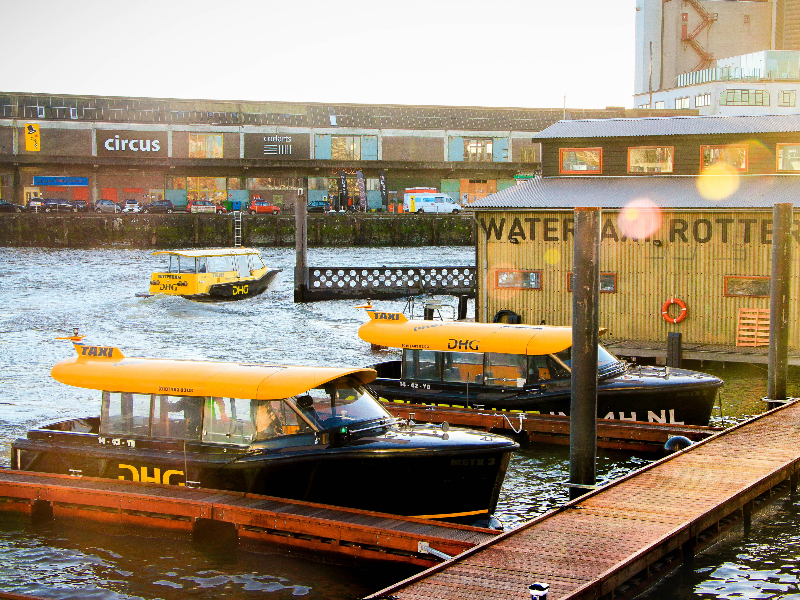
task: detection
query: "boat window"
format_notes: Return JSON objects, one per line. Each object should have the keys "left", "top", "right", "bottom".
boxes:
{"left": 551, "top": 345, "right": 619, "bottom": 372}
{"left": 402, "top": 349, "right": 441, "bottom": 381}
{"left": 484, "top": 353, "right": 527, "bottom": 387}
{"left": 236, "top": 254, "right": 249, "bottom": 278}
{"left": 100, "top": 392, "right": 152, "bottom": 436}
{"left": 249, "top": 254, "right": 265, "bottom": 271}
{"left": 300, "top": 377, "right": 390, "bottom": 430}
{"left": 168, "top": 254, "right": 179, "bottom": 273}
{"left": 179, "top": 256, "right": 197, "bottom": 274}
{"left": 202, "top": 397, "right": 256, "bottom": 444}
{"left": 207, "top": 255, "right": 235, "bottom": 272}
{"left": 250, "top": 399, "right": 302, "bottom": 441}
{"left": 442, "top": 351, "right": 484, "bottom": 383}
{"left": 151, "top": 395, "right": 203, "bottom": 441}
{"left": 197, "top": 257, "right": 207, "bottom": 273}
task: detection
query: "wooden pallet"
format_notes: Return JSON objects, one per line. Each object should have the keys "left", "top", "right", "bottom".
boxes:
{"left": 737, "top": 308, "right": 770, "bottom": 347}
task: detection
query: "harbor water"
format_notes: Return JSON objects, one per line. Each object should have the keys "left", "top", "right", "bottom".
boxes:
{"left": 0, "top": 246, "right": 798, "bottom": 600}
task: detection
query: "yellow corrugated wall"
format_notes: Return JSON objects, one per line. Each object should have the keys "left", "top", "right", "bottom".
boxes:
{"left": 476, "top": 208, "right": 800, "bottom": 349}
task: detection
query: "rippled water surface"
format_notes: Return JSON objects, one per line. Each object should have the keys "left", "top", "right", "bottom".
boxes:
{"left": 1, "top": 246, "right": 799, "bottom": 599}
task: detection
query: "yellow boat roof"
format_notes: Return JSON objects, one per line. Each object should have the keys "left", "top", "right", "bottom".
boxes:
{"left": 51, "top": 342, "right": 376, "bottom": 399}
{"left": 152, "top": 248, "right": 260, "bottom": 258}
{"left": 358, "top": 309, "right": 573, "bottom": 355}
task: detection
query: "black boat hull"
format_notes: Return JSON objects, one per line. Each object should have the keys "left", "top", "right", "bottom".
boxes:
{"left": 183, "top": 268, "right": 281, "bottom": 302}
{"left": 367, "top": 362, "right": 722, "bottom": 426}
{"left": 11, "top": 425, "right": 515, "bottom": 522}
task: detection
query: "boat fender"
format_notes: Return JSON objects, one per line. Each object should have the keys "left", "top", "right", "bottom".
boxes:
{"left": 493, "top": 309, "right": 521, "bottom": 324}
{"left": 661, "top": 298, "right": 687, "bottom": 324}
{"left": 664, "top": 435, "right": 693, "bottom": 453}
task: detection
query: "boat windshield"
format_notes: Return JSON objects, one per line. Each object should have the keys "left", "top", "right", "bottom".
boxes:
{"left": 550, "top": 344, "right": 621, "bottom": 374}
{"left": 292, "top": 377, "right": 391, "bottom": 431}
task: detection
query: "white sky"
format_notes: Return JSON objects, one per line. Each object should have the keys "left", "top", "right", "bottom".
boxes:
{"left": 1, "top": 0, "right": 636, "bottom": 110}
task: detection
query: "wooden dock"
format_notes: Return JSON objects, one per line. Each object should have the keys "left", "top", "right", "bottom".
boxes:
{"left": 368, "top": 399, "right": 800, "bottom": 600}
{"left": 0, "top": 469, "right": 498, "bottom": 568}
{"left": 382, "top": 402, "right": 719, "bottom": 453}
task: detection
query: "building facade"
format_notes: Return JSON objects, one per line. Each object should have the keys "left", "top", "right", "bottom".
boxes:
{"left": 471, "top": 114, "right": 800, "bottom": 358}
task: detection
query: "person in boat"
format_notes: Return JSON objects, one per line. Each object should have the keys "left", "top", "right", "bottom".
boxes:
{"left": 166, "top": 396, "right": 203, "bottom": 438}
{"left": 252, "top": 400, "right": 284, "bottom": 440}
{"left": 296, "top": 394, "right": 321, "bottom": 431}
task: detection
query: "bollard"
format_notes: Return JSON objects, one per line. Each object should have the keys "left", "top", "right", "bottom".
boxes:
{"left": 667, "top": 332, "right": 682, "bottom": 368}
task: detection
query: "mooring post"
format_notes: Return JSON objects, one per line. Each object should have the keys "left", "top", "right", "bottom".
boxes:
{"left": 569, "top": 207, "right": 601, "bottom": 500}
{"left": 294, "top": 188, "right": 308, "bottom": 303}
{"left": 667, "top": 331, "right": 682, "bottom": 368}
{"left": 767, "top": 203, "right": 793, "bottom": 408}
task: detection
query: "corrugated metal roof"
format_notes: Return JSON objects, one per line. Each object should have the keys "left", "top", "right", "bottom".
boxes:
{"left": 471, "top": 175, "right": 800, "bottom": 209}
{"left": 533, "top": 114, "right": 800, "bottom": 139}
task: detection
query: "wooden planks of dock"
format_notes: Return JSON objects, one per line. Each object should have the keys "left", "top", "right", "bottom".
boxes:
{"left": 0, "top": 469, "right": 498, "bottom": 568}
{"left": 382, "top": 402, "right": 719, "bottom": 453}
{"left": 368, "top": 400, "right": 800, "bottom": 600}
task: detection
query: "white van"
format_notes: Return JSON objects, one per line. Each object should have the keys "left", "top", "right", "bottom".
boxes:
{"left": 403, "top": 193, "right": 461, "bottom": 214}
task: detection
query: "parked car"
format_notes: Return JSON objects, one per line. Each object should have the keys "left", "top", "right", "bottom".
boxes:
{"left": 188, "top": 200, "right": 226, "bottom": 214}
{"left": 27, "top": 198, "right": 44, "bottom": 211}
{"left": 95, "top": 199, "right": 121, "bottom": 213}
{"left": 43, "top": 198, "right": 76, "bottom": 213}
{"left": 73, "top": 200, "right": 92, "bottom": 212}
{"left": 248, "top": 199, "right": 281, "bottom": 215}
{"left": 307, "top": 200, "right": 330, "bottom": 213}
{"left": 0, "top": 199, "right": 25, "bottom": 213}
{"left": 121, "top": 199, "right": 140, "bottom": 213}
{"left": 141, "top": 200, "right": 175, "bottom": 214}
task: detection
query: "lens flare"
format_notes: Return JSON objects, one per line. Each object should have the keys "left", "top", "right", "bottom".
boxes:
{"left": 544, "top": 248, "right": 561, "bottom": 265}
{"left": 618, "top": 198, "right": 662, "bottom": 240}
{"left": 697, "top": 163, "right": 740, "bottom": 201}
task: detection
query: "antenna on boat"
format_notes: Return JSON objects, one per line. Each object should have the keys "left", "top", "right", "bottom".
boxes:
{"left": 55, "top": 328, "right": 85, "bottom": 343}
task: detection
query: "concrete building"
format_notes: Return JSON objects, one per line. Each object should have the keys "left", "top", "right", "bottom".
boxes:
{"left": 633, "top": 0, "right": 800, "bottom": 114}
{"left": 0, "top": 92, "right": 693, "bottom": 212}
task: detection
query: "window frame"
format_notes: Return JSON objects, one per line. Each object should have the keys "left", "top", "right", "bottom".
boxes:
{"left": 776, "top": 143, "right": 800, "bottom": 172}
{"left": 559, "top": 147, "right": 603, "bottom": 175}
{"left": 675, "top": 97, "right": 690, "bottom": 109}
{"left": 495, "top": 269, "right": 542, "bottom": 290}
{"left": 723, "top": 275, "right": 770, "bottom": 297}
{"left": 627, "top": 146, "right": 674, "bottom": 174}
{"left": 778, "top": 90, "right": 797, "bottom": 107}
{"left": 700, "top": 144, "right": 748, "bottom": 172}
{"left": 695, "top": 93, "right": 711, "bottom": 107}
{"left": 463, "top": 138, "right": 494, "bottom": 162}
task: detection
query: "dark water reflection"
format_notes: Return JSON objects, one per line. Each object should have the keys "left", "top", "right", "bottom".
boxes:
{"left": 1, "top": 247, "right": 799, "bottom": 599}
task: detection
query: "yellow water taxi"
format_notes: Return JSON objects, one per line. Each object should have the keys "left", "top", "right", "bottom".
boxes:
{"left": 141, "top": 248, "right": 280, "bottom": 301}
{"left": 12, "top": 336, "right": 517, "bottom": 524}
{"left": 358, "top": 307, "right": 723, "bottom": 426}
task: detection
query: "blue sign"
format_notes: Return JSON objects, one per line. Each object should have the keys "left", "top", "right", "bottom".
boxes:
{"left": 32, "top": 176, "right": 89, "bottom": 187}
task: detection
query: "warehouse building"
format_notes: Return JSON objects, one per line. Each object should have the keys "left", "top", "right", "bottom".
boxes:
{"left": 0, "top": 92, "right": 691, "bottom": 211}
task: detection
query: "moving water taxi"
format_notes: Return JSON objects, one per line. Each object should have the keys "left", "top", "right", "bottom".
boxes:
{"left": 358, "top": 308, "right": 723, "bottom": 426}
{"left": 11, "top": 336, "right": 517, "bottom": 525}
{"left": 141, "top": 248, "right": 281, "bottom": 301}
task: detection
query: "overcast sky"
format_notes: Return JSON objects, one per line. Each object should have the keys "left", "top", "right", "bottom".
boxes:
{"left": 2, "top": 0, "right": 636, "bottom": 110}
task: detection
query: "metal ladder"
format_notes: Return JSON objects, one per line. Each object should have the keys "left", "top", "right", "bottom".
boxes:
{"left": 233, "top": 211, "right": 242, "bottom": 247}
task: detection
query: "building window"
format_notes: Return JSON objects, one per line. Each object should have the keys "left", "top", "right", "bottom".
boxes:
{"left": 628, "top": 146, "right": 673, "bottom": 174}
{"left": 720, "top": 89, "right": 770, "bottom": 106}
{"left": 654, "top": 101, "right": 665, "bottom": 109}
{"left": 675, "top": 97, "right": 690, "bottom": 109}
{"left": 777, "top": 144, "right": 800, "bottom": 171}
{"left": 701, "top": 144, "right": 748, "bottom": 171}
{"left": 464, "top": 138, "right": 493, "bottom": 162}
{"left": 559, "top": 148, "right": 602, "bottom": 174}
{"left": 519, "top": 146, "right": 539, "bottom": 162}
{"left": 331, "top": 135, "right": 361, "bottom": 160}
{"left": 568, "top": 273, "right": 617, "bottom": 293}
{"left": 188, "top": 133, "right": 223, "bottom": 158}
{"left": 778, "top": 91, "right": 797, "bottom": 107}
{"left": 186, "top": 176, "right": 226, "bottom": 204}
{"left": 496, "top": 270, "right": 541, "bottom": 290}
{"left": 695, "top": 93, "right": 711, "bottom": 107}
{"left": 724, "top": 276, "right": 770, "bottom": 297}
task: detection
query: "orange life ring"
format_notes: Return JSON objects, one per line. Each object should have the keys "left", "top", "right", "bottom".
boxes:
{"left": 661, "top": 298, "right": 687, "bottom": 324}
